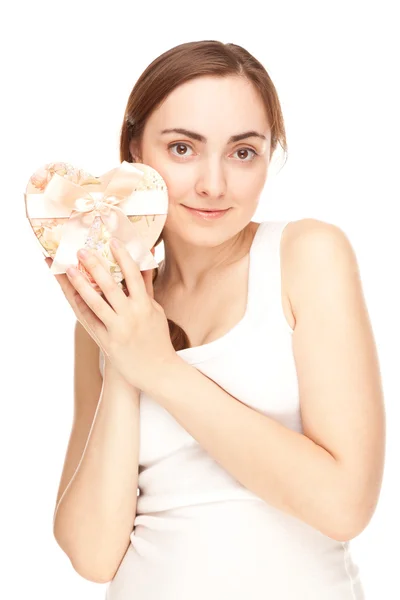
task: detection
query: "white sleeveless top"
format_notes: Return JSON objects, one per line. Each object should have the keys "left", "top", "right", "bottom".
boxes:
{"left": 100, "top": 220, "right": 365, "bottom": 599}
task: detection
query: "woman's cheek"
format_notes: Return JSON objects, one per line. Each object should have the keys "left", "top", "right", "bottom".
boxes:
{"left": 164, "top": 166, "right": 194, "bottom": 198}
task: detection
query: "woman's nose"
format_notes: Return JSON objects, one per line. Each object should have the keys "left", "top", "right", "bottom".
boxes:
{"left": 195, "top": 159, "right": 227, "bottom": 198}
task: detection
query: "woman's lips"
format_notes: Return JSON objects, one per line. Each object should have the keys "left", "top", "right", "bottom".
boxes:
{"left": 182, "top": 205, "right": 231, "bottom": 220}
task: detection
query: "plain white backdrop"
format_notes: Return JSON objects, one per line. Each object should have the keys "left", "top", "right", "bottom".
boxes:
{"left": 1, "top": 1, "right": 398, "bottom": 598}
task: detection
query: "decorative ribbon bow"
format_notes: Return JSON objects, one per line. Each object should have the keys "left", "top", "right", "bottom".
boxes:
{"left": 25, "top": 161, "right": 168, "bottom": 275}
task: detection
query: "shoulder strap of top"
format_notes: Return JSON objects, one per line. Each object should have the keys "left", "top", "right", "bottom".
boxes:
{"left": 247, "top": 220, "right": 294, "bottom": 334}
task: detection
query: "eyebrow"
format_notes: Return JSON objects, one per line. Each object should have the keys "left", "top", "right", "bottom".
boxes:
{"left": 160, "top": 128, "right": 267, "bottom": 144}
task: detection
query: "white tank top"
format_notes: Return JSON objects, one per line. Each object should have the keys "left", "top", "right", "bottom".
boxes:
{"left": 100, "top": 220, "right": 365, "bottom": 599}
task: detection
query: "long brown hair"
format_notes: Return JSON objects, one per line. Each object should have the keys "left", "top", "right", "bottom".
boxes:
{"left": 119, "top": 40, "right": 288, "bottom": 352}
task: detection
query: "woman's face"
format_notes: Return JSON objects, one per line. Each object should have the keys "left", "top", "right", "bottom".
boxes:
{"left": 130, "top": 75, "right": 271, "bottom": 247}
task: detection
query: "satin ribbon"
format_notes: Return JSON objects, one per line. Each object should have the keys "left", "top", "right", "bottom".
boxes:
{"left": 25, "top": 161, "right": 168, "bottom": 275}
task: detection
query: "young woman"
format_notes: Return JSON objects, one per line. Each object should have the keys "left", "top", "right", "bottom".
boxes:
{"left": 51, "top": 40, "right": 385, "bottom": 599}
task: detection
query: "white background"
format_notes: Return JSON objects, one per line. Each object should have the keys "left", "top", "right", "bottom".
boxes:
{"left": 1, "top": 1, "right": 398, "bottom": 598}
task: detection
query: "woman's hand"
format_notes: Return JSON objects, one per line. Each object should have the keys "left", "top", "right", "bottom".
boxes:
{"left": 45, "top": 239, "right": 177, "bottom": 391}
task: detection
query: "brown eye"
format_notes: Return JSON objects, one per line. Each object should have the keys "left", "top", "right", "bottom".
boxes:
{"left": 169, "top": 143, "right": 194, "bottom": 157}
{"left": 233, "top": 148, "right": 258, "bottom": 161}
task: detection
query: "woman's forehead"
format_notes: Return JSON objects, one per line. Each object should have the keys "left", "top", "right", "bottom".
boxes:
{"left": 147, "top": 77, "right": 269, "bottom": 136}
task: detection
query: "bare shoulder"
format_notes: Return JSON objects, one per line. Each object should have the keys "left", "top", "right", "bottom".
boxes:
{"left": 282, "top": 216, "right": 351, "bottom": 248}
{"left": 280, "top": 218, "right": 358, "bottom": 329}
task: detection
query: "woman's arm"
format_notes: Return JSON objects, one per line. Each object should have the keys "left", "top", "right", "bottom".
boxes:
{"left": 53, "top": 321, "right": 103, "bottom": 509}
{"left": 143, "top": 220, "right": 385, "bottom": 543}
{"left": 53, "top": 322, "right": 141, "bottom": 584}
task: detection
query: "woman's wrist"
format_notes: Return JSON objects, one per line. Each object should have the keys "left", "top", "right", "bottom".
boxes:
{"left": 103, "top": 357, "right": 141, "bottom": 394}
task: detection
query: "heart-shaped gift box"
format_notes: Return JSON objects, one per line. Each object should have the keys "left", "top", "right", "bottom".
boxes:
{"left": 24, "top": 161, "right": 168, "bottom": 293}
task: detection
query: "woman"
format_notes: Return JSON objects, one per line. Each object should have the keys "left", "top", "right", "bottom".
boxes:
{"left": 51, "top": 40, "right": 385, "bottom": 599}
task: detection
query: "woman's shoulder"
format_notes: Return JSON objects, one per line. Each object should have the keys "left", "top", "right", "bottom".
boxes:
{"left": 281, "top": 217, "right": 345, "bottom": 242}
{"left": 281, "top": 217, "right": 352, "bottom": 266}
{"left": 281, "top": 217, "right": 356, "bottom": 327}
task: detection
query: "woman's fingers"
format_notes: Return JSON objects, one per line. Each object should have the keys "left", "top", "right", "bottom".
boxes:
{"left": 110, "top": 240, "right": 148, "bottom": 303}
{"left": 141, "top": 268, "right": 155, "bottom": 299}
{"left": 65, "top": 267, "right": 117, "bottom": 331}
{"left": 45, "top": 258, "right": 83, "bottom": 312}
{"left": 76, "top": 249, "right": 129, "bottom": 317}
{"left": 45, "top": 257, "right": 105, "bottom": 338}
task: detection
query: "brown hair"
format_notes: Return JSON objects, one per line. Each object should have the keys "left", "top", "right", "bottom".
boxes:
{"left": 119, "top": 40, "right": 288, "bottom": 352}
